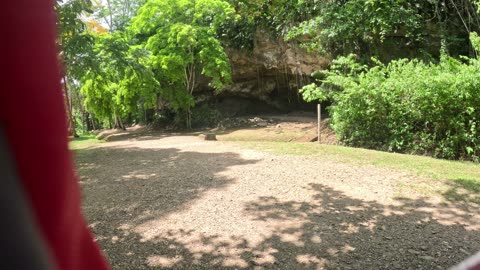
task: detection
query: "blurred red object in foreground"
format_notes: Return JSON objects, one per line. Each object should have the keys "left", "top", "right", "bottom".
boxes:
{"left": 1, "top": 0, "right": 110, "bottom": 269}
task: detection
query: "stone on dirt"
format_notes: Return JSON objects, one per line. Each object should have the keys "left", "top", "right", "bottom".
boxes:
{"left": 199, "top": 133, "right": 217, "bottom": 141}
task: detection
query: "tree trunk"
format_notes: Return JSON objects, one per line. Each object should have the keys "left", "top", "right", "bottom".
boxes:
{"left": 85, "top": 112, "right": 93, "bottom": 131}
{"left": 118, "top": 116, "right": 126, "bottom": 130}
{"left": 90, "top": 113, "right": 97, "bottom": 131}
{"left": 113, "top": 112, "right": 126, "bottom": 130}
{"left": 62, "top": 75, "right": 78, "bottom": 138}
{"left": 186, "top": 108, "right": 192, "bottom": 129}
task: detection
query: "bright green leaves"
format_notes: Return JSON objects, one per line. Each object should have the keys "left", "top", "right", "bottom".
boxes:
{"left": 287, "top": 0, "right": 423, "bottom": 55}
{"left": 56, "top": 0, "right": 97, "bottom": 78}
{"left": 299, "top": 84, "right": 327, "bottom": 103}
{"left": 130, "top": 0, "right": 177, "bottom": 35}
{"left": 131, "top": 0, "right": 234, "bottom": 36}
{"left": 172, "top": 24, "right": 196, "bottom": 46}
{"left": 194, "top": 0, "right": 235, "bottom": 31}
{"left": 131, "top": 0, "right": 234, "bottom": 118}
{"left": 300, "top": 54, "right": 366, "bottom": 103}
{"left": 470, "top": 32, "right": 480, "bottom": 55}
{"left": 309, "top": 53, "right": 480, "bottom": 161}
{"left": 80, "top": 31, "right": 159, "bottom": 124}
{"left": 197, "top": 35, "right": 232, "bottom": 90}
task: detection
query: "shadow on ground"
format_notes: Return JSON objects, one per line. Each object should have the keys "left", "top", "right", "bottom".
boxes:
{"left": 76, "top": 145, "right": 258, "bottom": 225}
{"left": 443, "top": 178, "right": 480, "bottom": 205}
{"left": 75, "top": 145, "right": 480, "bottom": 270}
{"left": 129, "top": 185, "right": 479, "bottom": 269}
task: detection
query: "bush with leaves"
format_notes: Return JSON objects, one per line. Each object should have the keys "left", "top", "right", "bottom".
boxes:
{"left": 303, "top": 51, "right": 480, "bottom": 161}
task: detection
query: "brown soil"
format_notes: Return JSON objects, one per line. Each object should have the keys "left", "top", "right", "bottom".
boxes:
{"left": 217, "top": 113, "right": 337, "bottom": 144}
{"left": 76, "top": 130, "right": 480, "bottom": 270}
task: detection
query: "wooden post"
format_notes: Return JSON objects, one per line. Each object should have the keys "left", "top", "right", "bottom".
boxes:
{"left": 317, "top": 104, "right": 321, "bottom": 143}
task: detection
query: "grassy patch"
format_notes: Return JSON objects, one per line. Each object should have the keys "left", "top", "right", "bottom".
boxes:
{"left": 218, "top": 127, "right": 315, "bottom": 142}
{"left": 236, "top": 141, "right": 480, "bottom": 203}
{"left": 69, "top": 134, "right": 102, "bottom": 150}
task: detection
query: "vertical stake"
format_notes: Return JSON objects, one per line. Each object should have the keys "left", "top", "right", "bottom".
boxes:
{"left": 317, "top": 104, "right": 321, "bottom": 143}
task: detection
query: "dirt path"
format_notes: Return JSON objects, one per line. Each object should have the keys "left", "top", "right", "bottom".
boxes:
{"left": 76, "top": 134, "right": 480, "bottom": 269}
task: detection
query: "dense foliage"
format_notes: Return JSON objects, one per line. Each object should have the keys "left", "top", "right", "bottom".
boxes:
{"left": 226, "top": 0, "right": 480, "bottom": 59}
{"left": 303, "top": 51, "right": 480, "bottom": 161}
{"left": 286, "top": 0, "right": 424, "bottom": 56}
{"left": 57, "top": 0, "right": 480, "bottom": 160}
{"left": 79, "top": 32, "right": 157, "bottom": 129}
{"left": 130, "top": 0, "right": 234, "bottom": 128}
{"left": 58, "top": 0, "right": 233, "bottom": 130}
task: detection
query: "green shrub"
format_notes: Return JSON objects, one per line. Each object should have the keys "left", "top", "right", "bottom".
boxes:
{"left": 305, "top": 54, "right": 480, "bottom": 161}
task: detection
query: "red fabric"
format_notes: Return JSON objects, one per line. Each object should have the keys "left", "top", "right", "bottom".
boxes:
{"left": 1, "top": 1, "right": 110, "bottom": 270}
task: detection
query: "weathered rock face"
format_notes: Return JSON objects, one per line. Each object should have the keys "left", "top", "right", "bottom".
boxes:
{"left": 229, "top": 29, "right": 329, "bottom": 79}
{"left": 218, "top": 28, "right": 330, "bottom": 111}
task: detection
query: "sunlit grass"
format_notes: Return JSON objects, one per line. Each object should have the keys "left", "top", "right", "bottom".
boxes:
{"left": 237, "top": 141, "right": 479, "bottom": 180}
{"left": 69, "top": 133, "right": 102, "bottom": 150}
{"left": 235, "top": 141, "right": 480, "bottom": 204}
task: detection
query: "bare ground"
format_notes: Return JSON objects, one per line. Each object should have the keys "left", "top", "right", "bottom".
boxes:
{"left": 75, "top": 131, "right": 480, "bottom": 270}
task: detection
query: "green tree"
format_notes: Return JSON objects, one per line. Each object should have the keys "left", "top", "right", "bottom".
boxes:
{"left": 286, "top": 0, "right": 423, "bottom": 56}
{"left": 130, "top": 0, "right": 234, "bottom": 128}
{"left": 80, "top": 31, "right": 159, "bottom": 129}
{"left": 56, "top": 0, "right": 96, "bottom": 136}
{"left": 284, "top": 0, "right": 480, "bottom": 59}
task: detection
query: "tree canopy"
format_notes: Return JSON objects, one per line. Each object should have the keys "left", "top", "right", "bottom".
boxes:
{"left": 129, "top": 0, "right": 234, "bottom": 127}
{"left": 57, "top": 0, "right": 480, "bottom": 160}
{"left": 58, "top": 0, "right": 235, "bottom": 129}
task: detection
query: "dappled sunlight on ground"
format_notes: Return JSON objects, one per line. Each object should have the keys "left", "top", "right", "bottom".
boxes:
{"left": 75, "top": 134, "right": 480, "bottom": 269}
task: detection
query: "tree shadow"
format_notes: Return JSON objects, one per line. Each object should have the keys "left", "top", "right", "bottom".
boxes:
{"left": 443, "top": 178, "right": 480, "bottom": 205}
{"left": 239, "top": 184, "right": 480, "bottom": 269}
{"left": 74, "top": 145, "right": 262, "bottom": 268}
{"left": 77, "top": 145, "right": 260, "bottom": 220}
{"left": 78, "top": 151, "right": 480, "bottom": 270}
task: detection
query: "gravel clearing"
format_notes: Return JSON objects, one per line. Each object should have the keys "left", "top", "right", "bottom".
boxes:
{"left": 76, "top": 133, "right": 480, "bottom": 269}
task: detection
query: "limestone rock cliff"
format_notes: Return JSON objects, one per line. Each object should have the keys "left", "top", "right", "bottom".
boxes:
{"left": 216, "top": 29, "right": 329, "bottom": 112}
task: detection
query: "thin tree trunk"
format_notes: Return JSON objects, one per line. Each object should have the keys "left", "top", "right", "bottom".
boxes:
{"left": 186, "top": 108, "right": 192, "bottom": 129}
{"left": 90, "top": 113, "right": 97, "bottom": 130}
{"left": 184, "top": 61, "right": 196, "bottom": 129}
{"left": 118, "top": 116, "right": 126, "bottom": 130}
{"left": 113, "top": 110, "right": 126, "bottom": 130}
{"left": 85, "top": 112, "right": 92, "bottom": 131}
{"left": 62, "top": 75, "right": 78, "bottom": 138}
{"left": 106, "top": 0, "right": 114, "bottom": 30}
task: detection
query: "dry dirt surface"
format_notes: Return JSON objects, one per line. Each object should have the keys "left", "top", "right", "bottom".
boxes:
{"left": 216, "top": 113, "right": 337, "bottom": 144}
{"left": 75, "top": 132, "right": 480, "bottom": 270}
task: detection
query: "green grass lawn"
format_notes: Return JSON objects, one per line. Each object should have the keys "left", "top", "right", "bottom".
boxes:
{"left": 69, "top": 134, "right": 102, "bottom": 150}
{"left": 236, "top": 141, "right": 480, "bottom": 204}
